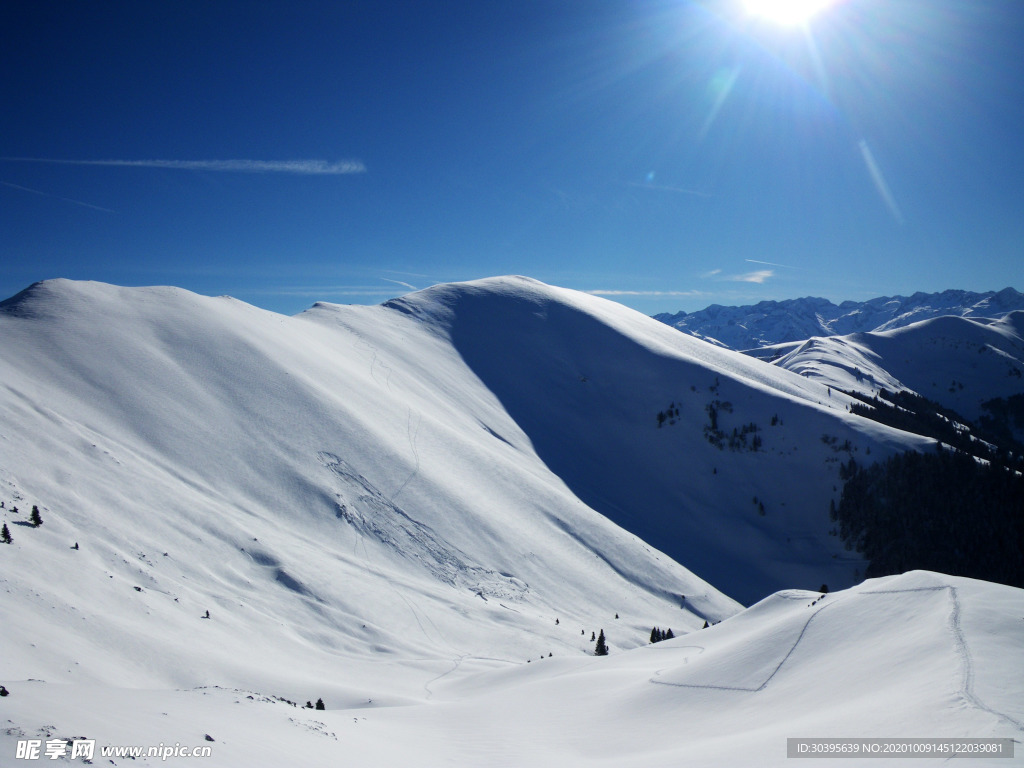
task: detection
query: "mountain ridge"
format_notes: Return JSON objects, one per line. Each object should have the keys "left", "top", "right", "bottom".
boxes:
{"left": 654, "top": 287, "right": 1024, "bottom": 350}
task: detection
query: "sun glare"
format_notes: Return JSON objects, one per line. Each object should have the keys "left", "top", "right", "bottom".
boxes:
{"left": 744, "top": 0, "right": 833, "bottom": 26}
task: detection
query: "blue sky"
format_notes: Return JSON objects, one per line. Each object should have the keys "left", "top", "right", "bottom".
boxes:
{"left": 2, "top": 0, "right": 1021, "bottom": 317}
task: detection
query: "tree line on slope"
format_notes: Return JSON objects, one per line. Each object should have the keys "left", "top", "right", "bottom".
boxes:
{"left": 836, "top": 387, "right": 1024, "bottom": 588}
{"left": 843, "top": 388, "right": 1024, "bottom": 472}
{"left": 833, "top": 445, "right": 1024, "bottom": 589}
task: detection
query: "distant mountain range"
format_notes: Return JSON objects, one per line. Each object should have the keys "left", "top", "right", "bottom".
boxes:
{"left": 654, "top": 288, "right": 1024, "bottom": 350}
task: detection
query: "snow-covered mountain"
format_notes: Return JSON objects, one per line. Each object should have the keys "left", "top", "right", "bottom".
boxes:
{"left": 751, "top": 311, "right": 1024, "bottom": 425}
{"left": 654, "top": 288, "right": 1024, "bottom": 350}
{"left": 1, "top": 277, "right": 1020, "bottom": 766}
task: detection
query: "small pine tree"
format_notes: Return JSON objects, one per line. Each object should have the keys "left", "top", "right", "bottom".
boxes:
{"left": 315, "top": 698, "right": 325, "bottom": 710}
{"left": 1, "top": 523, "right": 11, "bottom": 544}
{"left": 650, "top": 627, "right": 660, "bottom": 644}
{"left": 664, "top": 628, "right": 674, "bottom": 640}
{"left": 594, "top": 629, "right": 609, "bottom": 656}
{"left": 29, "top": 506, "right": 42, "bottom": 527}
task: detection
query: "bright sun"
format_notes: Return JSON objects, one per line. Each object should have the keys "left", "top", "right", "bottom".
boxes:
{"left": 744, "top": 0, "right": 833, "bottom": 26}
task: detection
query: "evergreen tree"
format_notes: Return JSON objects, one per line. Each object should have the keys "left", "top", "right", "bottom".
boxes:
{"left": 29, "top": 506, "right": 42, "bottom": 527}
{"left": 594, "top": 629, "right": 609, "bottom": 656}
{"left": 315, "top": 698, "right": 325, "bottom": 710}
{"left": 1, "top": 523, "right": 11, "bottom": 544}
{"left": 664, "top": 628, "right": 674, "bottom": 640}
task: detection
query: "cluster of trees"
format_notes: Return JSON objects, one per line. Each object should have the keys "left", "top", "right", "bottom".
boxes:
{"left": 657, "top": 403, "right": 681, "bottom": 428}
{"left": 649, "top": 627, "right": 675, "bottom": 643}
{"left": 833, "top": 445, "right": 1024, "bottom": 588}
{"left": 979, "top": 395, "right": 1024, "bottom": 464}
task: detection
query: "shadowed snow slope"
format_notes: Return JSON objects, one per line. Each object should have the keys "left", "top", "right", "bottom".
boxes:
{"left": 383, "top": 277, "right": 931, "bottom": 602}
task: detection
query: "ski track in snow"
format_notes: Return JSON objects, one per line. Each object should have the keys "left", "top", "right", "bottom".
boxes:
{"left": 390, "top": 408, "right": 422, "bottom": 504}
{"left": 423, "top": 653, "right": 469, "bottom": 701}
{"left": 864, "top": 586, "right": 1024, "bottom": 734}
{"left": 651, "top": 585, "right": 1024, "bottom": 735}
{"left": 651, "top": 596, "right": 836, "bottom": 693}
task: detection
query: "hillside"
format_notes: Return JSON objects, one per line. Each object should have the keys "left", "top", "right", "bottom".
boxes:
{"left": 2, "top": 571, "right": 1020, "bottom": 766}
{"left": 654, "top": 288, "right": 1024, "bottom": 350}
{"left": 1, "top": 277, "right": 1020, "bottom": 765}
{"left": 380, "top": 277, "right": 936, "bottom": 602}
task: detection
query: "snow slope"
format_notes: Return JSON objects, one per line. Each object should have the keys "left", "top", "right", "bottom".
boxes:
{"left": 0, "top": 278, "right": 741, "bottom": 697}
{"left": 1, "top": 572, "right": 1020, "bottom": 767}
{"left": 1, "top": 277, "right": 1020, "bottom": 766}
{"left": 753, "top": 312, "right": 1024, "bottom": 422}
{"left": 655, "top": 288, "right": 1024, "bottom": 350}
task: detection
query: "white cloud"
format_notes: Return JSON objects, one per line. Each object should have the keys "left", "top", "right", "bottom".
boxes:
{"left": 2, "top": 158, "right": 366, "bottom": 175}
{"left": 729, "top": 270, "right": 774, "bottom": 284}
{"left": 584, "top": 289, "right": 705, "bottom": 297}
{"left": 703, "top": 268, "right": 775, "bottom": 284}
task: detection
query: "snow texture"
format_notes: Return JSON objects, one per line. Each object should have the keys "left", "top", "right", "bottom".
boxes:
{"left": 1, "top": 277, "right": 1020, "bottom": 766}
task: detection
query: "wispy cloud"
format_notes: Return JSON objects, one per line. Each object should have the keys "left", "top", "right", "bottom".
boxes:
{"left": 745, "top": 258, "right": 799, "bottom": 270}
{"left": 702, "top": 267, "right": 775, "bottom": 284}
{"left": 584, "top": 289, "right": 705, "bottom": 297}
{"left": 1, "top": 179, "right": 117, "bottom": 213}
{"left": 381, "top": 278, "right": 418, "bottom": 291}
{"left": 627, "top": 181, "right": 711, "bottom": 198}
{"left": 729, "top": 269, "right": 774, "bottom": 284}
{"left": 1, "top": 158, "right": 366, "bottom": 175}
{"left": 242, "top": 286, "right": 405, "bottom": 298}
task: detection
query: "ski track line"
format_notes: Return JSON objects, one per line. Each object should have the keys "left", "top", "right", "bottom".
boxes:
{"left": 865, "top": 586, "right": 1024, "bottom": 734}
{"left": 650, "top": 598, "right": 836, "bottom": 693}
{"left": 652, "top": 584, "right": 1024, "bottom": 735}
{"left": 423, "top": 653, "right": 469, "bottom": 701}
{"left": 390, "top": 408, "right": 422, "bottom": 503}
